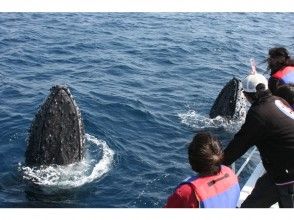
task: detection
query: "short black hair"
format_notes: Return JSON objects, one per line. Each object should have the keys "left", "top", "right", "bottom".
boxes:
{"left": 269, "top": 47, "right": 289, "bottom": 59}
{"left": 188, "top": 132, "right": 223, "bottom": 176}
{"left": 268, "top": 47, "right": 293, "bottom": 74}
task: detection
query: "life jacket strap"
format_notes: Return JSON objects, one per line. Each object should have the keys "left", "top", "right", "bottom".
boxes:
{"left": 207, "top": 173, "right": 230, "bottom": 187}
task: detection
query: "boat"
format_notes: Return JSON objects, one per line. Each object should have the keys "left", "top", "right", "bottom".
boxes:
{"left": 235, "top": 147, "right": 279, "bottom": 208}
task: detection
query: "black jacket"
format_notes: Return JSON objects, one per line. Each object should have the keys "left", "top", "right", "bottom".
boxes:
{"left": 224, "top": 91, "right": 294, "bottom": 184}
{"left": 268, "top": 76, "right": 279, "bottom": 95}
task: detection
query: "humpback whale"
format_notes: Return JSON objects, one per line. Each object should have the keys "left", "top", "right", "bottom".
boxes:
{"left": 209, "top": 77, "right": 247, "bottom": 119}
{"left": 25, "top": 85, "right": 85, "bottom": 166}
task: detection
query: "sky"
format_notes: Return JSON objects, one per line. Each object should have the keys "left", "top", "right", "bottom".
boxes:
{"left": 0, "top": 0, "right": 294, "bottom": 12}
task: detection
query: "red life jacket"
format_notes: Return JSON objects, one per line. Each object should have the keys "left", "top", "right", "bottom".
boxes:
{"left": 272, "top": 66, "right": 294, "bottom": 85}
{"left": 180, "top": 165, "right": 240, "bottom": 208}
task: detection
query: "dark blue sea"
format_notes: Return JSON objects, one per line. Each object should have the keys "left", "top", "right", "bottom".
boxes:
{"left": 0, "top": 13, "right": 293, "bottom": 208}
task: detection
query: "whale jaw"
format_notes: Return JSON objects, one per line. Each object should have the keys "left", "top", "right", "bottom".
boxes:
{"left": 25, "top": 85, "right": 85, "bottom": 166}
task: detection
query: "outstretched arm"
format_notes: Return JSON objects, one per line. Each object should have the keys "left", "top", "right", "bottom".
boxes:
{"left": 223, "top": 111, "right": 266, "bottom": 165}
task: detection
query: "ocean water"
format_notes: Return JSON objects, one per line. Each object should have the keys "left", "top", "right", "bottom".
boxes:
{"left": 0, "top": 13, "right": 293, "bottom": 208}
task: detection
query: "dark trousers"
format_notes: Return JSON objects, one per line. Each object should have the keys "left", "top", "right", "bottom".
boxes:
{"left": 241, "top": 173, "right": 294, "bottom": 208}
{"left": 276, "top": 182, "right": 294, "bottom": 208}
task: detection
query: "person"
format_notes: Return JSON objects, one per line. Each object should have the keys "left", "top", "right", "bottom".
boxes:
{"left": 275, "top": 83, "right": 294, "bottom": 109}
{"left": 267, "top": 47, "right": 294, "bottom": 95}
{"left": 164, "top": 132, "right": 240, "bottom": 208}
{"left": 223, "top": 71, "right": 294, "bottom": 208}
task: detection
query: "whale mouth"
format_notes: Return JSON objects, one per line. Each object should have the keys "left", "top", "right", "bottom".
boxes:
{"left": 20, "top": 134, "right": 114, "bottom": 189}
{"left": 25, "top": 85, "right": 85, "bottom": 166}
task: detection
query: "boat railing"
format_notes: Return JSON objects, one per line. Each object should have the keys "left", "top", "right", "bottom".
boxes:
{"left": 234, "top": 147, "right": 279, "bottom": 208}
{"left": 232, "top": 147, "right": 258, "bottom": 176}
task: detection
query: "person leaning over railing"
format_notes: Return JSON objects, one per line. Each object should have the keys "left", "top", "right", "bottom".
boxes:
{"left": 223, "top": 72, "right": 294, "bottom": 208}
{"left": 164, "top": 132, "right": 240, "bottom": 208}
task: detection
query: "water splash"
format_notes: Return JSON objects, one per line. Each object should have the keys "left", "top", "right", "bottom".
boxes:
{"left": 19, "top": 134, "right": 114, "bottom": 189}
{"left": 178, "top": 109, "right": 246, "bottom": 133}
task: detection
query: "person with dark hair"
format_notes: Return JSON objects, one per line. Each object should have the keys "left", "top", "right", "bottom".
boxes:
{"left": 275, "top": 83, "right": 294, "bottom": 109}
{"left": 164, "top": 132, "right": 240, "bottom": 208}
{"left": 267, "top": 47, "right": 294, "bottom": 95}
{"left": 223, "top": 72, "right": 294, "bottom": 208}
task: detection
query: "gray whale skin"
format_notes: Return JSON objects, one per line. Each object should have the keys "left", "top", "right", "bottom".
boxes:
{"left": 25, "top": 85, "right": 85, "bottom": 166}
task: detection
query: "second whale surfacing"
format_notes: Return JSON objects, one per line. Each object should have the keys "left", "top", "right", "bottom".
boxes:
{"left": 25, "top": 85, "right": 85, "bottom": 166}
{"left": 209, "top": 77, "right": 247, "bottom": 120}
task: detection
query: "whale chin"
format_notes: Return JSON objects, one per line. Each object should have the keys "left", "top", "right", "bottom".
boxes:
{"left": 25, "top": 85, "right": 85, "bottom": 166}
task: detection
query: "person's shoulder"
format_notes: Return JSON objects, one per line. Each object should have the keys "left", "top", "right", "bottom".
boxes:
{"left": 164, "top": 183, "right": 196, "bottom": 208}
{"left": 175, "top": 183, "right": 194, "bottom": 197}
{"left": 247, "top": 105, "right": 259, "bottom": 116}
{"left": 246, "top": 104, "right": 266, "bottom": 125}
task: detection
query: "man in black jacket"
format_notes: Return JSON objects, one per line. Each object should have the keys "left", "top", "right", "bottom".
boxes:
{"left": 224, "top": 72, "right": 294, "bottom": 208}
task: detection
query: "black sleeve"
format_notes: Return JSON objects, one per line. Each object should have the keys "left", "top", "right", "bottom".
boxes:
{"left": 268, "top": 76, "right": 279, "bottom": 95}
{"left": 223, "top": 110, "right": 266, "bottom": 165}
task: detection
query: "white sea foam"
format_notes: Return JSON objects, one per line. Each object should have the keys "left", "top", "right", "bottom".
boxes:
{"left": 19, "top": 133, "right": 114, "bottom": 189}
{"left": 178, "top": 109, "right": 246, "bottom": 133}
